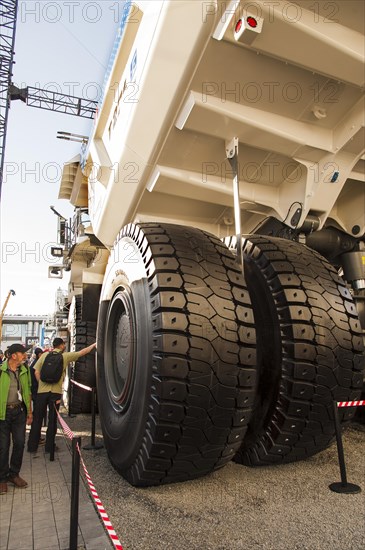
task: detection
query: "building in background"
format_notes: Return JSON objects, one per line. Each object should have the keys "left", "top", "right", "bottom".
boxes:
{"left": 1, "top": 288, "right": 69, "bottom": 350}
{"left": 1, "top": 314, "right": 47, "bottom": 350}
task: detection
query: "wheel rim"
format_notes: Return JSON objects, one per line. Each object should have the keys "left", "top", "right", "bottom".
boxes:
{"left": 105, "top": 289, "right": 135, "bottom": 411}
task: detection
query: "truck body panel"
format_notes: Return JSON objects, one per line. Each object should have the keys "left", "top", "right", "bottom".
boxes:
{"left": 58, "top": 0, "right": 365, "bottom": 248}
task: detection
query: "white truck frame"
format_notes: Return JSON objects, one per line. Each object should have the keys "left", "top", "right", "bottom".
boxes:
{"left": 56, "top": 1, "right": 364, "bottom": 486}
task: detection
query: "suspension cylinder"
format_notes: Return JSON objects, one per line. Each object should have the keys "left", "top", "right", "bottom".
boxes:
{"left": 341, "top": 251, "right": 365, "bottom": 291}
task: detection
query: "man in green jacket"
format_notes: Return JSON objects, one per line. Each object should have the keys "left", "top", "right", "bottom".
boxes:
{"left": 0, "top": 343, "right": 32, "bottom": 494}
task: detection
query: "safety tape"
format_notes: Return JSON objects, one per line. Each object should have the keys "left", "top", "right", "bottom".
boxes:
{"left": 78, "top": 452, "right": 124, "bottom": 550}
{"left": 337, "top": 400, "right": 365, "bottom": 407}
{"left": 56, "top": 410, "right": 75, "bottom": 440}
{"left": 70, "top": 379, "right": 93, "bottom": 392}
{"left": 55, "top": 408, "right": 124, "bottom": 550}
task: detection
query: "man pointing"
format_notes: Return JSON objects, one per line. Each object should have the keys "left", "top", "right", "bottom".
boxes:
{"left": 27, "top": 337, "right": 96, "bottom": 453}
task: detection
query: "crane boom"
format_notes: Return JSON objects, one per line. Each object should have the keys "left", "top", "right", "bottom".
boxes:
{"left": 9, "top": 84, "right": 98, "bottom": 119}
{"left": 0, "top": 289, "right": 16, "bottom": 344}
{"left": 0, "top": 0, "right": 18, "bottom": 200}
{"left": 0, "top": 0, "right": 99, "bottom": 200}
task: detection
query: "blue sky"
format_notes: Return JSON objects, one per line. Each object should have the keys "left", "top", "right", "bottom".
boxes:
{"left": 0, "top": 1, "right": 121, "bottom": 315}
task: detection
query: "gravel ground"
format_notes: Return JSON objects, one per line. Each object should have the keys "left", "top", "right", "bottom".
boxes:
{"left": 63, "top": 413, "right": 365, "bottom": 550}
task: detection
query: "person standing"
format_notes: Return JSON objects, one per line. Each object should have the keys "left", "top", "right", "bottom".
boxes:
{"left": 29, "top": 347, "right": 47, "bottom": 442}
{"left": 29, "top": 347, "right": 44, "bottom": 406}
{"left": 0, "top": 344, "right": 32, "bottom": 494}
{"left": 27, "top": 337, "right": 96, "bottom": 453}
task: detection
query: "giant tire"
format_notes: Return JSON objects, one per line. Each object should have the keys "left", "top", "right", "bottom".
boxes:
{"left": 68, "top": 296, "right": 97, "bottom": 414}
{"left": 97, "top": 223, "right": 257, "bottom": 486}
{"left": 234, "top": 236, "right": 365, "bottom": 465}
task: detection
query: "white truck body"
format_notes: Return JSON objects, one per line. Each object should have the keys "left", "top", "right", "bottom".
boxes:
{"left": 61, "top": 1, "right": 365, "bottom": 246}
{"left": 58, "top": 1, "right": 365, "bottom": 486}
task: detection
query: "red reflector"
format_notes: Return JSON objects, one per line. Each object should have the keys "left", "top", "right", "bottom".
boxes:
{"left": 234, "top": 19, "right": 243, "bottom": 33}
{"left": 246, "top": 16, "right": 257, "bottom": 28}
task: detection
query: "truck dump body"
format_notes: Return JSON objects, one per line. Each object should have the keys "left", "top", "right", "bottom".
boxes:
{"left": 67, "top": 0, "right": 365, "bottom": 247}
{"left": 58, "top": 1, "right": 365, "bottom": 486}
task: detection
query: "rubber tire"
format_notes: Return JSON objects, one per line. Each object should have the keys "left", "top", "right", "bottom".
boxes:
{"left": 234, "top": 235, "right": 364, "bottom": 465}
{"left": 69, "top": 296, "right": 97, "bottom": 414}
{"left": 97, "top": 223, "right": 257, "bottom": 486}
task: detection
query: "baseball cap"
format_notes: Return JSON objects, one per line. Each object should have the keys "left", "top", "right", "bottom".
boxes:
{"left": 7, "top": 343, "right": 32, "bottom": 355}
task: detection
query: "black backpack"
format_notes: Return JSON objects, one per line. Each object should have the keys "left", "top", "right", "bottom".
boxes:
{"left": 40, "top": 352, "right": 63, "bottom": 384}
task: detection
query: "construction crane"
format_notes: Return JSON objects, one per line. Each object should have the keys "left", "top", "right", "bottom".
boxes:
{"left": 9, "top": 84, "right": 98, "bottom": 120}
{"left": 0, "top": 289, "right": 16, "bottom": 344}
{"left": 0, "top": 0, "right": 98, "bottom": 199}
{"left": 0, "top": 0, "right": 18, "bottom": 201}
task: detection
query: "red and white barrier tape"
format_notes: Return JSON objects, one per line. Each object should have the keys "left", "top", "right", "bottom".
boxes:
{"left": 337, "top": 400, "right": 365, "bottom": 408}
{"left": 56, "top": 409, "right": 75, "bottom": 440}
{"left": 79, "top": 452, "right": 124, "bottom": 550}
{"left": 55, "top": 409, "right": 124, "bottom": 550}
{"left": 70, "top": 379, "right": 93, "bottom": 392}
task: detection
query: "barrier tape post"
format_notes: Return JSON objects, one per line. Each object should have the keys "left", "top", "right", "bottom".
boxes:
{"left": 329, "top": 400, "right": 361, "bottom": 494}
{"left": 49, "top": 403, "right": 57, "bottom": 462}
{"left": 83, "top": 388, "right": 103, "bottom": 451}
{"left": 68, "top": 367, "right": 76, "bottom": 418}
{"left": 55, "top": 409, "right": 124, "bottom": 550}
{"left": 69, "top": 436, "right": 81, "bottom": 550}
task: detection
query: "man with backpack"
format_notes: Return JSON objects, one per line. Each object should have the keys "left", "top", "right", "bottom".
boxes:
{"left": 29, "top": 347, "right": 47, "bottom": 442}
{"left": 27, "top": 337, "right": 96, "bottom": 453}
{"left": 29, "top": 347, "right": 44, "bottom": 405}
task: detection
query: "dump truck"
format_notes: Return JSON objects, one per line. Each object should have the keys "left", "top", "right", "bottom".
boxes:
{"left": 53, "top": 0, "right": 365, "bottom": 486}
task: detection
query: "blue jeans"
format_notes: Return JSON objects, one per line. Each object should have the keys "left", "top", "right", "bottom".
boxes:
{"left": 0, "top": 406, "right": 27, "bottom": 482}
